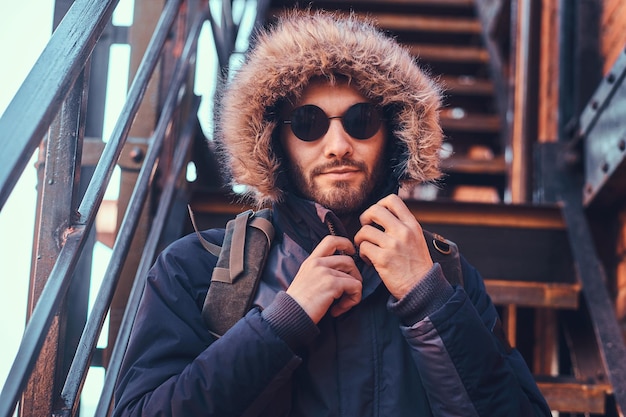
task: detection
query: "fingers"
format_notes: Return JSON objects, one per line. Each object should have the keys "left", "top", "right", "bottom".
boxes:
{"left": 358, "top": 194, "right": 420, "bottom": 235}
{"left": 310, "top": 234, "right": 357, "bottom": 257}
{"left": 354, "top": 194, "right": 434, "bottom": 300}
{"left": 354, "top": 194, "right": 422, "bottom": 253}
{"left": 287, "top": 235, "right": 363, "bottom": 323}
{"left": 329, "top": 277, "right": 362, "bottom": 317}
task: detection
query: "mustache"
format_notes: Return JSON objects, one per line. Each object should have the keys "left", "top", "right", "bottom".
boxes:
{"left": 311, "top": 159, "right": 368, "bottom": 176}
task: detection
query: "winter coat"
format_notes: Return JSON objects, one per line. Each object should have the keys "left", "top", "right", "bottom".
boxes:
{"left": 114, "top": 10, "right": 551, "bottom": 416}
{"left": 113, "top": 195, "right": 551, "bottom": 417}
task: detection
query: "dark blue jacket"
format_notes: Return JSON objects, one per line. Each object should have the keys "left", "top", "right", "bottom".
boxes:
{"left": 113, "top": 198, "right": 551, "bottom": 416}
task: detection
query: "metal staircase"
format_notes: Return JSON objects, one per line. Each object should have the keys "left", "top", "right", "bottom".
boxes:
{"left": 0, "top": 0, "right": 625, "bottom": 416}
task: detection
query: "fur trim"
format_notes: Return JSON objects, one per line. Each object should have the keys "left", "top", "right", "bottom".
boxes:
{"left": 217, "top": 10, "right": 443, "bottom": 206}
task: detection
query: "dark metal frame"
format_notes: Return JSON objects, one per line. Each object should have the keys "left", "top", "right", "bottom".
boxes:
{"left": 548, "top": 1, "right": 626, "bottom": 415}
{"left": 0, "top": 0, "right": 209, "bottom": 415}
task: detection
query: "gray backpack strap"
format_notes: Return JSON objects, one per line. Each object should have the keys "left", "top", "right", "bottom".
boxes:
{"left": 201, "top": 208, "right": 274, "bottom": 338}
{"left": 188, "top": 205, "right": 222, "bottom": 256}
{"left": 423, "top": 230, "right": 463, "bottom": 287}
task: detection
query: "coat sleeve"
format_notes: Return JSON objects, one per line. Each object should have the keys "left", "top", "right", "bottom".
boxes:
{"left": 112, "top": 231, "right": 302, "bottom": 417}
{"left": 398, "top": 256, "right": 551, "bottom": 417}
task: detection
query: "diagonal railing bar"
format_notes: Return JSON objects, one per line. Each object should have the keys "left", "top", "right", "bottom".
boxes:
{"left": 94, "top": 95, "right": 201, "bottom": 417}
{"left": 0, "top": 2, "right": 182, "bottom": 416}
{"left": 58, "top": 11, "right": 206, "bottom": 415}
{"left": 76, "top": 0, "right": 183, "bottom": 228}
{"left": 0, "top": 0, "right": 120, "bottom": 212}
{"left": 0, "top": 227, "right": 88, "bottom": 417}
{"left": 557, "top": 172, "right": 626, "bottom": 415}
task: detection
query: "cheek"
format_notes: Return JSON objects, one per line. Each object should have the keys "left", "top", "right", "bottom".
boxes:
{"left": 361, "top": 138, "right": 386, "bottom": 168}
{"left": 282, "top": 139, "right": 317, "bottom": 173}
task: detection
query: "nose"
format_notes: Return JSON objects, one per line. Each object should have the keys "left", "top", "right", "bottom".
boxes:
{"left": 322, "top": 119, "right": 353, "bottom": 158}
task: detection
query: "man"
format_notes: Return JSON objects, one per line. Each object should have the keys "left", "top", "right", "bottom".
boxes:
{"left": 114, "top": 10, "right": 551, "bottom": 416}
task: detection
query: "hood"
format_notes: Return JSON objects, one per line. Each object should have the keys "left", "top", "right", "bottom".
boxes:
{"left": 217, "top": 10, "right": 443, "bottom": 206}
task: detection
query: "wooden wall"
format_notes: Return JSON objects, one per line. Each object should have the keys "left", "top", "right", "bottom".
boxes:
{"left": 601, "top": 0, "right": 626, "bottom": 74}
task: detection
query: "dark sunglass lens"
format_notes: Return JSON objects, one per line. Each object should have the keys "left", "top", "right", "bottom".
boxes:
{"left": 342, "top": 103, "right": 382, "bottom": 139}
{"left": 290, "top": 105, "right": 329, "bottom": 141}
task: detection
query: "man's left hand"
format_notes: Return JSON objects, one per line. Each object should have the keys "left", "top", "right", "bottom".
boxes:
{"left": 354, "top": 194, "right": 433, "bottom": 300}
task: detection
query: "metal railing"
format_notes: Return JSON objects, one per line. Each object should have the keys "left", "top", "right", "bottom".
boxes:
{"left": 0, "top": 0, "right": 214, "bottom": 415}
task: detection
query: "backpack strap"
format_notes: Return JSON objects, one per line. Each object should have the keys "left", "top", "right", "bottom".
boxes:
{"left": 187, "top": 205, "right": 222, "bottom": 256}
{"left": 198, "top": 208, "right": 275, "bottom": 338}
{"left": 190, "top": 205, "right": 462, "bottom": 338}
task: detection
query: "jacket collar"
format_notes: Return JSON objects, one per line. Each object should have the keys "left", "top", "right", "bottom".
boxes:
{"left": 271, "top": 179, "right": 400, "bottom": 301}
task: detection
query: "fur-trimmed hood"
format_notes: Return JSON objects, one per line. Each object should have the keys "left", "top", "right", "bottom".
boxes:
{"left": 217, "top": 10, "right": 443, "bottom": 206}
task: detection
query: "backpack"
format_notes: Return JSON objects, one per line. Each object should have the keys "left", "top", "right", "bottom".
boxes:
{"left": 188, "top": 206, "right": 463, "bottom": 338}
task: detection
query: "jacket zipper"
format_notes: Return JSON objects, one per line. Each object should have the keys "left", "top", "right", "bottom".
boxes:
{"left": 325, "top": 216, "right": 347, "bottom": 256}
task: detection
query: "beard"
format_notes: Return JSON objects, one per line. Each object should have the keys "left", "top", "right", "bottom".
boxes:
{"left": 288, "top": 157, "right": 387, "bottom": 216}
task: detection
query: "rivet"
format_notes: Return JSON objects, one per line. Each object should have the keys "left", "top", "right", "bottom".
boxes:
{"left": 607, "top": 73, "right": 616, "bottom": 83}
{"left": 129, "top": 146, "right": 144, "bottom": 163}
{"left": 602, "top": 162, "right": 610, "bottom": 173}
{"left": 619, "top": 140, "right": 625, "bottom": 151}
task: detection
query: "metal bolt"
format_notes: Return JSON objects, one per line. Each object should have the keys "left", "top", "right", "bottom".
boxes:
{"left": 602, "top": 162, "right": 610, "bottom": 173}
{"left": 619, "top": 140, "right": 626, "bottom": 151}
{"left": 129, "top": 146, "right": 144, "bottom": 163}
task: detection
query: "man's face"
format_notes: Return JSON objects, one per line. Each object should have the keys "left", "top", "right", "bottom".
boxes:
{"left": 279, "top": 79, "right": 387, "bottom": 216}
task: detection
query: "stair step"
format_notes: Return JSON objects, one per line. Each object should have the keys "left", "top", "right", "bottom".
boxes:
{"left": 485, "top": 280, "right": 580, "bottom": 309}
{"left": 536, "top": 378, "right": 611, "bottom": 414}
{"left": 441, "top": 113, "right": 501, "bottom": 133}
{"left": 440, "top": 76, "right": 494, "bottom": 95}
{"left": 273, "top": 0, "right": 475, "bottom": 8}
{"left": 408, "top": 44, "right": 489, "bottom": 63}
{"left": 190, "top": 193, "right": 565, "bottom": 230}
{"left": 440, "top": 154, "right": 506, "bottom": 175}
{"left": 358, "top": 13, "right": 481, "bottom": 34}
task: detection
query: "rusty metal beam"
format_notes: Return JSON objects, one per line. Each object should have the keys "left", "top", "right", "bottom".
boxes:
{"left": 556, "top": 164, "right": 626, "bottom": 416}
{"left": 18, "top": 67, "right": 88, "bottom": 417}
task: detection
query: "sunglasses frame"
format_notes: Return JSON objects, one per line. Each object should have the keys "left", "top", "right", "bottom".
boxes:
{"left": 282, "top": 102, "right": 384, "bottom": 142}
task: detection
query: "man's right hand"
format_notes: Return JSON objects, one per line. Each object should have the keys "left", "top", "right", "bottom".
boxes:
{"left": 286, "top": 235, "right": 363, "bottom": 324}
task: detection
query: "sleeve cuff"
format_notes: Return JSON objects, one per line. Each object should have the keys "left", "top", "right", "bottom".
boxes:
{"left": 387, "top": 263, "right": 454, "bottom": 326}
{"left": 261, "top": 291, "right": 319, "bottom": 350}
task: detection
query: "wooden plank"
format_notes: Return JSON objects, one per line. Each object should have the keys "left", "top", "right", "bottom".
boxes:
{"left": 408, "top": 44, "right": 490, "bottom": 63}
{"left": 440, "top": 76, "right": 494, "bottom": 96}
{"left": 191, "top": 193, "right": 567, "bottom": 230}
{"left": 537, "top": 0, "right": 560, "bottom": 143}
{"left": 600, "top": 0, "right": 626, "bottom": 74}
{"left": 273, "top": 0, "right": 475, "bottom": 7}
{"left": 536, "top": 380, "right": 610, "bottom": 414}
{"left": 509, "top": 0, "right": 535, "bottom": 203}
{"left": 534, "top": 309, "right": 558, "bottom": 376}
{"left": 441, "top": 113, "right": 501, "bottom": 133}
{"left": 501, "top": 304, "right": 517, "bottom": 347}
{"left": 440, "top": 154, "right": 506, "bottom": 175}
{"left": 485, "top": 280, "right": 580, "bottom": 309}
{"left": 361, "top": 13, "right": 481, "bottom": 34}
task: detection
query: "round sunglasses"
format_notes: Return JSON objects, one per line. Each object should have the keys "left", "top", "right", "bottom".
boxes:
{"left": 282, "top": 102, "right": 383, "bottom": 142}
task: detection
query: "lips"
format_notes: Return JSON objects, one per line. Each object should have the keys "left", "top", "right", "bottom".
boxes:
{"left": 321, "top": 167, "right": 360, "bottom": 175}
